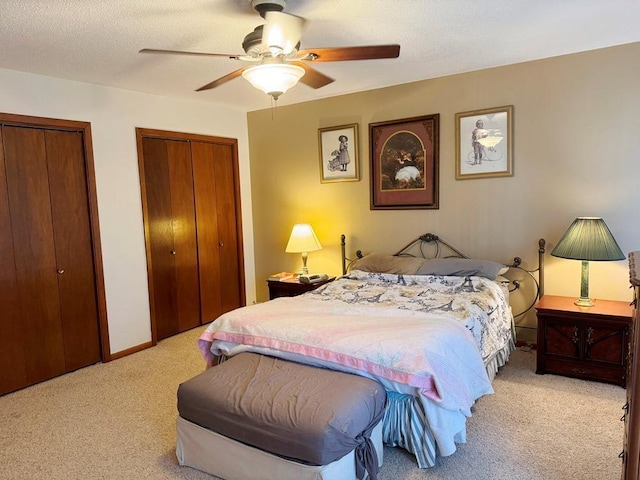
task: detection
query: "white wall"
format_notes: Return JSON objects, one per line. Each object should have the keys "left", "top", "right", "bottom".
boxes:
{"left": 0, "top": 68, "right": 255, "bottom": 355}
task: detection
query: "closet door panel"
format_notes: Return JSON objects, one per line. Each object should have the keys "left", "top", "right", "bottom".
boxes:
{"left": 2, "top": 126, "right": 66, "bottom": 383}
{"left": 142, "top": 137, "right": 179, "bottom": 340}
{"left": 46, "top": 130, "right": 101, "bottom": 371}
{"left": 211, "top": 143, "right": 242, "bottom": 314}
{"left": 166, "top": 141, "right": 200, "bottom": 332}
{"left": 0, "top": 129, "right": 28, "bottom": 394}
{"left": 191, "top": 142, "right": 223, "bottom": 323}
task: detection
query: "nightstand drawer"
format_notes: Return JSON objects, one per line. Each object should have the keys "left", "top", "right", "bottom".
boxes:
{"left": 267, "top": 277, "right": 335, "bottom": 300}
{"left": 541, "top": 356, "right": 626, "bottom": 385}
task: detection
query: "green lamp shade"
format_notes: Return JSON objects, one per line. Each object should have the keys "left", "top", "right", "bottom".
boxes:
{"left": 550, "top": 217, "right": 624, "bottom": 261}
{"left": 550, "top": 217, "right": 624, "bottom": 307}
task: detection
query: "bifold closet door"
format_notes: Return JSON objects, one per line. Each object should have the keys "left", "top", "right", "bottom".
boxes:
{"left": 191, "top": 141, "right": 242, "bottom": 322}
{"left": 45, "top": 130, "right": 101, "bottom": 371}
{"left": 0, "top": 126, "right": 101, "bottom": 394}
{"left": 141, "top": 138, "right": 200, "bottom": 340}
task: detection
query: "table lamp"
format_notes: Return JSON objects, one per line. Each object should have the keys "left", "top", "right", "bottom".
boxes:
{"left": 285, "top": 223, "right": 322, "bottom": 275}
{"left": 550, "top": 217, "right": 625, "bottom": 307}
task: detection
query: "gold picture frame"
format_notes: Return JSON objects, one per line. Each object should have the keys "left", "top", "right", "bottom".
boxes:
{"left": 455, "top": 105, "right": 513, "bottom": 180}
{"left": 318, "top": 123, "right": 359, "bottom": 183}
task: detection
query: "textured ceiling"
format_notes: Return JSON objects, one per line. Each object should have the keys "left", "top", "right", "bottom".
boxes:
{"left": 1, "top": 0, "right": 639, "bottom": 112}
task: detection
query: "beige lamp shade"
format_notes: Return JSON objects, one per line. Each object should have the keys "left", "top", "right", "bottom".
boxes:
{"left": 285, "top": 223, "right": 322, "bottom": 274}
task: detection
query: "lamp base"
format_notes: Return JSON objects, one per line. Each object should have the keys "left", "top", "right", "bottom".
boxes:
{"left": 300, "top": 252, "right": 309, "bottom": 275}
{"left": 574, "top": 297, "right": 594, "bottom": 307}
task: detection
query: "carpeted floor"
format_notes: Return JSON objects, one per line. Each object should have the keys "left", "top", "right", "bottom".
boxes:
{"left": 0, "top": 326, "right": 626, "bottom": 479}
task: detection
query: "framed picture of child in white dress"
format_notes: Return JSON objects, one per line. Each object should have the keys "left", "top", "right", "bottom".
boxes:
{"left": 318, "top": 124, "right": 359, "bottom": 183}
{"left": 369, "top": 114, "right": 439, "bottom": 210}
{"left": 455, "top": 105, "right": 513, "bottom": 180}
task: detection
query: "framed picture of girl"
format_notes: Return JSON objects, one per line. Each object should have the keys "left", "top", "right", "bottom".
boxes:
{"left": 318, "top": 124, "right": 359, "bottom": 183}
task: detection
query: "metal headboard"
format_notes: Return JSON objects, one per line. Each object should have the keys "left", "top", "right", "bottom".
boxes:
{"left": 340, "top": 233, "right": 546, "bottom": 319}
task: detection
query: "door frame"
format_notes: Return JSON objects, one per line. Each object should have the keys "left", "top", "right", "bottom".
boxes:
{"left": 0, "top": 112, "right": 111, "bottom": 362}
{"left": 135, "top": 128, "right": 246, "bottom": 345}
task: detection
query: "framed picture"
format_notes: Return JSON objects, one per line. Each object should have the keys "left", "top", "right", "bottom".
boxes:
{"left": 369, "top": 114, "right": 439, "bottom": 210}
{"left": 318, "top": 123, "right": 359, "bottom": 183}
{"left": 455, "top": 105, "right": 513, "bottom": 180}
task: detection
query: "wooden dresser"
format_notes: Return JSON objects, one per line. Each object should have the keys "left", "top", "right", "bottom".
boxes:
{"left": 623, "top": 251, "right": 640, "bottom": 480}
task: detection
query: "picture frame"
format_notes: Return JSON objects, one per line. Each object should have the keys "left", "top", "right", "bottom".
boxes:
{"left": 318, "top": 123, "right": 359, "bottom": 183}
{"left": 369, "top": 114, "right": 439, "bottom": 210}
{"left": 455, "top": 105, "right": 513, "bottom": 180}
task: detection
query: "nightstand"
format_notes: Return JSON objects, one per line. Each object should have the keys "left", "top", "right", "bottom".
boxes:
{"left": 267, "top": 277, "right": 335, "bottom": 300}
{"left": 535, "top": 295, "right": 633, "bottom": 386}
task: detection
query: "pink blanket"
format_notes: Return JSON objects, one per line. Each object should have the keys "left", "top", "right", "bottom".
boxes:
{"left": 198, "top": 291, "right": 493, "bottom": 415}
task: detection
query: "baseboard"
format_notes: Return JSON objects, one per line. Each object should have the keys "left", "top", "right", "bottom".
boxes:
{"left": 110, "top": 341, "right": 153, "bottom": 360}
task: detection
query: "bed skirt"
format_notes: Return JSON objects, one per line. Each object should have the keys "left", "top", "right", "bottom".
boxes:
{"left": 176, "top": 416, "right": 384, "bottom": 480}
{"left": 382, "top": 337, "right": 515, "bottom": 468}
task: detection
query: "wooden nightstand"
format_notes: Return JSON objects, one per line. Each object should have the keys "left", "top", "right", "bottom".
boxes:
{"left": 535, "top": 295, "right": 633, "bottom": 386}
{"left": 267, "top": 277, "right": 335, "bottom": 300}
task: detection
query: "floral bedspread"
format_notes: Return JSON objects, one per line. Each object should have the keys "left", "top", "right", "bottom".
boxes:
{"left": 198, "top": 271, "right": 512, "bottom": 415}
{"left": 319, "top": 270, "right": 514, "bottom": 362}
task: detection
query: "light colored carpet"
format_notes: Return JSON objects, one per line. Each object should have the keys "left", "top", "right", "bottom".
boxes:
{"left": 0, "top": 327, "right": 625, "bottom": 480}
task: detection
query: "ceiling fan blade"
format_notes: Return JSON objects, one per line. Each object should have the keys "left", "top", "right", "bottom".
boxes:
{"left": 196, "top": 67, "right": 248, "bottom": 92}
{"left": 262, "top": 11, "right": 306, "bottom": 55}
{"left": 139, "top": 48, "right": 241, "bottom": 59}
{"left": 290, "top": 62, "right": 334, "bottom": 89}
{"left": 296, "top": 45, "right": 400, "bottom": 62}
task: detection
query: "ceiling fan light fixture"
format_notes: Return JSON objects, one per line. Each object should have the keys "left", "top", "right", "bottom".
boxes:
{"left": 242, "top": 63, "right": 305, "bottom": 100}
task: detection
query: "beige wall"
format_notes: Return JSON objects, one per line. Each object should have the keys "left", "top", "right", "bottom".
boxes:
{"left": 247, "top": 42, "right": 640, "bottom": 343}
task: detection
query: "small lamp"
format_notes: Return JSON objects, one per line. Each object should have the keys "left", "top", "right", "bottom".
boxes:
{"left": 551, "top": 217, "right": 625, "bottom": 307}
{"left": 285, "top": 223, "right": 322, "bottom": 275}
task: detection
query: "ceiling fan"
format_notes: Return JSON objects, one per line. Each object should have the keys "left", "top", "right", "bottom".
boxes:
{"left": 139, "top": 0, "right": 400, "bottom": 101}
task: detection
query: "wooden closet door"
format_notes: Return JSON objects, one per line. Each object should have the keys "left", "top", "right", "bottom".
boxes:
{"left": 167, "top": 141, "right": 200, "bottom": 333}
{"left": 0, "top": 114, "right": 107, "bottom": 396}
{"left": 192, "top": 142, "right": 242, "bottom": 318}
{"left": 0, "top": 128, "right": 28, "bottom": 393}
{"left": 141, "top": 138, "right": 200, "bottom": 340}
{"left": 192, "top": 141, "right": 222, "bottom": 322}
{"left": 46, "top": 130, "right": 101, "bottom": 370}
{"left": 2, "top": 126, "right": 66, "bottom": 384}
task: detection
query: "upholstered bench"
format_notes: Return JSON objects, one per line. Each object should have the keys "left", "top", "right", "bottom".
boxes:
{"left": 176, "top": 352, "right": 387, "bottom": 480}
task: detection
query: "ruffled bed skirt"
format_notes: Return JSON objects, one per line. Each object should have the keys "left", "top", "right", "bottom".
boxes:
{"left": 381, "top": 338, "right": 515, "bottom": 468}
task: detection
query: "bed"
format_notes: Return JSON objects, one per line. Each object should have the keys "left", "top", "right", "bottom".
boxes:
{"left": 196, "top": 233, "right": 545, "bottom": 470}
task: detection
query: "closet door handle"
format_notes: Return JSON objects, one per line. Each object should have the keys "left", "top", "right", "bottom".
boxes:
{"left": 57, "top": 269, "right": 65, "bottom": 274}
{"left": 218, "top": 242, "right": 224, "bottom": 247}
{"left": 170, "top": 250, "right": 176, "bottom": 255}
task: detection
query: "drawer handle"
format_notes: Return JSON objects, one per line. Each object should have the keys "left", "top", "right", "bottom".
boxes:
{"left": 571, "top": 368, "right": 589, "bottom": 375}
{"left": 621, "top": 402, "right": 630, "bottom": 421}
